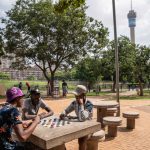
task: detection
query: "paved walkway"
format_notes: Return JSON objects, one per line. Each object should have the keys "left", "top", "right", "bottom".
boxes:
{"left": 1, "top": 90, "right": 150, "bottom": 150}
{"left": 59, "top": 99, "right": 149, "bottom": 150}
{"left": 99, "top": 100, "right": 150, "bottom": 150}
{"left": 42, "top": 91, "right": 150, "bottom": 150}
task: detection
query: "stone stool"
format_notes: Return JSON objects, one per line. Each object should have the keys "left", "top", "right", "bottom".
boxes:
{"left": 87, "top": 130, "right": 105, "bottom": 150}
{"left": 103, "top": 117, "right": 122, "bottom": 137}
{"left": 123, "top": 112, "right": 139, "bottom": 129}
{"left": 107, "top": 108, "right": 118, "bottom": 116}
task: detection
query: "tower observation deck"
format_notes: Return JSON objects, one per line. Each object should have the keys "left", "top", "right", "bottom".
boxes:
{"left": 127, "top": 0, "right": 137, "bottom": 43}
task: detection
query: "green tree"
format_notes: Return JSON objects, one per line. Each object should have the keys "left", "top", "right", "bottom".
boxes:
{"left": 101, "top": 36, "right": 136, "bottom": 92}
{"left": 75, "top": 57, "right": 102, "bottom": 87}
{"left": 55, "top": 69, "right": 76, "bottom": 80}
{"left": 0, "top": 35, "right": 5, "bottom": 65}
{"left": 27, "top": 75, "right": 36, "bottom": 81}
{"left": 1, "top": 0, "right": 108, "bottom": 95}
{"left": 86, "top": 19, "right": 109, "bottom": 58}
{"left": 54, "top": 0, "right": 85, "bottom": 12}
{"left": 134, "top": 45, "right": 150, "bottom": 96}
{"left": 0, "top": 72, "right": 11, "bottom": 80}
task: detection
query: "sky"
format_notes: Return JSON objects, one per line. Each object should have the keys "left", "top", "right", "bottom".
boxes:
{"left": 0, "top": 0, "right": 150, "bottom": 46}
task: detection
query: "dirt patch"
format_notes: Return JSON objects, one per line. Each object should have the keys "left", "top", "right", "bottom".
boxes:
{"left": 134, "top": 105, "right": 150, "bottom": 114}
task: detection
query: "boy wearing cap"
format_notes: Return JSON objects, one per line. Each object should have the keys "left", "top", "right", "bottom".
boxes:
{"left": 22, "top": 88, "right": 53, "bottom": 120}
{"left": 0, "top": 87, "right": 40, "bottom": 150}
{"left": 60, "top": 85, "right": 93, "bottom": 150}
{"left": 60, "top": 85, "right": 93, "bottom": 121}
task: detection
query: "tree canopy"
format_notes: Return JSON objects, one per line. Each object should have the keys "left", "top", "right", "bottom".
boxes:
{"left": 0, "top": 35, "right": 5, "bottom": 65}
{"left": 75, "top": 57, "right": 102, "bottom": 85}
{"left": 133, "top": 45, "right": 150, "bottom": 95}
{"left": 54, "top": 0, "right": 85, "bottom": 12}
{"left": 102, "top": 36, "right": 136, "bottom": 81}
{"left": 1, "top": 0, "right": 108, "bottom": 94}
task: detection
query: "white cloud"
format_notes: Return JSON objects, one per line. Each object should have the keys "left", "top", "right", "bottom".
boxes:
{"left": 86, "top": 0, "right": 150, "bottom": 46}
{"left": 0, "top": 0, "right": 16, "bottom": 10}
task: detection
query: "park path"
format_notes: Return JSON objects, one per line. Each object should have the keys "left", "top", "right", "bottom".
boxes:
{"left": 43, "top": 90, "right": 150, "bottom": 150}
{"left": 1, "top": 90, "right": 150, "bottom": 150}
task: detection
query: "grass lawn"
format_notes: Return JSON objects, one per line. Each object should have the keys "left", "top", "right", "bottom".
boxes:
{"left": 0, "top": 80, "right": 76, "bottom": 90}
{"left": 0, "top": 80, "right": 47, "bottom": 89}
{"left": 120, "top": 95, "right": 150, "bottom": 100}
{"left": 0, "top": 80, "right": 149, "bottom": 101}
{"left": 120, "top": 90, "right": 150, "bottom": 100}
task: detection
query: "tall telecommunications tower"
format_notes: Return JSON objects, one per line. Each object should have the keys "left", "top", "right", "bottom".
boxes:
{"left": 127, "top": 0, "right": 137, "bottom": 44}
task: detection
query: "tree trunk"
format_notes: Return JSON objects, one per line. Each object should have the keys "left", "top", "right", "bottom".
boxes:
{"left": 111, "top": 74, "right": 116, "bottom": 92}
{"left": 47, "top": 80, "right": 52, "bottom": 96}
{"left": 50, "top": 72, "right": 55, "bottom": 96}
{"left": 112, "top": 80, "right": 116, "bottom": 92}
{"left": 139, "top": 80, "right": 144, "bottom": 96}
{"left": 46, "top": 73, "right": 55, "bottom": 96}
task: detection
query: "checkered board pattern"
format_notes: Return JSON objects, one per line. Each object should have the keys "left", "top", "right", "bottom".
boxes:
{"left": 39, "top": 117, "right": 71, "bottom": 128}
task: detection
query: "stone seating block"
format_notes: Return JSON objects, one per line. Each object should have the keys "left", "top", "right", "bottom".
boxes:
{"left": 87, "top": 130, "right": 105, "bottom": 150}
{"left": 107, "top": 108, "right": 118, "bottom": 116}
{"left": 103, "top": 117, "right": 122, "bottom": 137}
{"left": 123, "top": 112, "right": 139, "bottom": 129}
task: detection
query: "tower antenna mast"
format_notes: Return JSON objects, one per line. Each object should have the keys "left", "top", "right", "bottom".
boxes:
{"left": 131, "top": 0, "right": 133, "bottom": 10}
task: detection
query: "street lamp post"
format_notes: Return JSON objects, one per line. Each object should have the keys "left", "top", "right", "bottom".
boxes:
{"left": 112, "top": 0, "right": 120, "bottom": 116}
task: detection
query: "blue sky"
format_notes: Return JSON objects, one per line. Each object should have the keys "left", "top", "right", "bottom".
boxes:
{"left": 0, "top": 0, "right": 150, "bottom": 46}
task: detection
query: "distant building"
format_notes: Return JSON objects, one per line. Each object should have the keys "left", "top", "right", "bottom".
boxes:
{"left": 0, "top": 57, "right": 43, "bottom": 80}
{"left": 127, "top": 0, "right": 137, "bottom": 44}
{"left": 0, "top": 56, "right": 15, "bottom": 69}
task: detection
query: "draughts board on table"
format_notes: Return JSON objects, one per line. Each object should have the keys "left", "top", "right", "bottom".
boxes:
{"left": 39, "top": 117, "right": 71, "bottom": 128}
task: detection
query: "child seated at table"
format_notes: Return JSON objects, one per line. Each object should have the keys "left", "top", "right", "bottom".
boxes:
{"left": 60, "top": 85, "right": 93, "bottom": 150}
{"left": 22, "top": 88, "right": 53, "bottom": 120}
{"left": 0, "top": 87, "right": 40, "bottom": 150}
{"left": 60, "top": 85, "right": 93, "bottom": 121}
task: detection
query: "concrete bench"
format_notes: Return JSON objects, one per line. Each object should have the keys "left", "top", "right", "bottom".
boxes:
{"left": 123, "top": 112, "right": 139, "bottom": 129}
{"left": 103, "top": 117, "right": 122, "bottom": 137}
{"left": 87, "top": 130, "right": 105, "bottom": 150}
{"left": 107, "top": 107, "right": 118, "bottom": 116}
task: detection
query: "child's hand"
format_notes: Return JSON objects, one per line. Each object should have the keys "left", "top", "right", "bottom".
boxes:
{"left": 22, "top": 120, "right": 32, "bottom": 128}
{"left": 59, "top": 114, "right": 65, "bottom": 120}
{"left": 38, "top": 112, "right": 46, "bottom": 119}
{"left": 60, "top": 112, "right": 66, "bottom": 120}
{"left": 34, "top": 115, "right": 40, "bottom": 124}
{"left": 77, "top": 98, "right": 83, "bottom": 105}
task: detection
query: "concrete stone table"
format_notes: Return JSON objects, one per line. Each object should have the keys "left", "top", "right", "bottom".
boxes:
{"left": 93, "top": 101, "right": 119, "bottom": 128}
{"left": 28, "top": 118, "right": 101, "bottom": 150}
